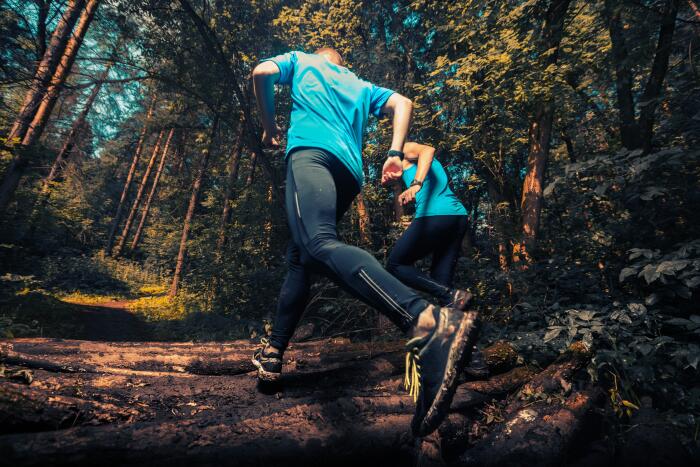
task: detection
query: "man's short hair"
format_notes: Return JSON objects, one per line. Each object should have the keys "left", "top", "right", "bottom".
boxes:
{"left": 314, "top": 47, "right": 345, "bottom": 66}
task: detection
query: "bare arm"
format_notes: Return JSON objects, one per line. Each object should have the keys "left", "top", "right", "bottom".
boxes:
{"left": 403, "top": 142, "right": 434, "bottom": 184}
{"left": 398, "top": 142, "right": 435, "bottom": 205}
{"left": 380, "top": 93, "right": 413, "bottom": 185}
{"left": 382, "top": 93, "right": 413, "bottom": 151}
{"left": 252, "top": 61, "right": 281, "bottom": 146}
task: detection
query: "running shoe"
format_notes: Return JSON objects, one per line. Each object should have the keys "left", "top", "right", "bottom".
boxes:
{"left": 252, "top": 337, "right": 283, "bottom": 382}
{"left": 404, "top": 307, "right": 480, "bottom": 437}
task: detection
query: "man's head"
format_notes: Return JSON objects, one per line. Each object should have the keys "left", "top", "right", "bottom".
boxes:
{"left": 314, "top": 47, "right": 345, "bottom": 67}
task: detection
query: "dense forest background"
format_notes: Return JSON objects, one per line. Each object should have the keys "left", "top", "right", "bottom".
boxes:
{"left": 0, "top": 0, "right": 699, "bottom": 458}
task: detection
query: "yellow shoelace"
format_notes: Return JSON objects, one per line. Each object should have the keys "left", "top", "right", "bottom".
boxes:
{"left": 404, "top": 347, "right": 421, "bottom": 403}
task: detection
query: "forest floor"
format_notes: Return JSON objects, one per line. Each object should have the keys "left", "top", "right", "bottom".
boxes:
{"left": 0, "top": 295, "right": 697, "bottom": 466}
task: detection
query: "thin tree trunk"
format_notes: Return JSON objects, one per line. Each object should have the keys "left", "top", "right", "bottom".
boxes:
{"left": 22, "top": 0, "right": 101, "bottom": 147}
{"left": 561, "top": 131, "right": 576, "bottom": 162}
{"left": 113, "top": 130, "right": 165, "bottom": 258}
{"left": 216, "top": 125, "right": 244, "bottom": 253}
{"left": 0, "top": 0, "right": 99, "bottom": 213}
{"left": 604, "top": 0, "right": 679, "bottom": 151}
{"left": 35, "top": 0, "right": 49, "bottom": 59}
{"left": 392, "top": 183, "right": 404, "bottom": 223}
{"left": 43, "top": 63, "right": 111, "bottom": 189}
{"left": 129, "top": 128, "right": 175, "bottom": 253}
{"left": 6, "top": 0, "right": 85, "bottom": 144}
{"left": 637, "top": 0, "right": 680, "bottom": 152}
{"left": 356, "top": 191, "right": 371, "bottom": 245}
{"left": 105, "top": 96, "right": 156, "bottom": 254}
{"left": 170, "top": 115, "right": 220, "bottom": 297}
{"left": 514, "top": 0, "right": 572, "bottom": 262}
{"left": 245, "top": 151, "right": 257, "bottom": 186}
{"left": 487, "top": 179, "right": 510, "bottom": 272}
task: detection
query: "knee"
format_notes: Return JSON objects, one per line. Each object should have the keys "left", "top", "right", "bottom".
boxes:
{"left": 386, "top": 258, "right": 399, "bottom": 275}
{"left": 299, "top": 234, "right": 336, "bottom": 266}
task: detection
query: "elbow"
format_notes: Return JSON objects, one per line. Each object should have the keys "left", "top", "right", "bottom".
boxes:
{"left": 252, "top": 61, "right": 278, "bottom": 79}
{"left": 397, "top": 94, "right": 413, "bottom": 113}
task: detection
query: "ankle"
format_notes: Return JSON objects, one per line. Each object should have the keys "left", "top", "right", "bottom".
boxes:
{"left": 413, "top": 305, "right": 438, "bottom": 335}
{"left": 263, "top": 344, "right": 283, "bottom": 357}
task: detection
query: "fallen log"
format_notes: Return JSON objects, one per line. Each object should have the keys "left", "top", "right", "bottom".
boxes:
{"left": 0, "top": 382, "right": 142, "bottom": 434}
{"left": 458, "top": 388, "right": 602, "bottom": 467}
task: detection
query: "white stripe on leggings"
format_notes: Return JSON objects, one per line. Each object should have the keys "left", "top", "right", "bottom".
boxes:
{"left": 358, "top": 269, "right": 413, "bottom": 322}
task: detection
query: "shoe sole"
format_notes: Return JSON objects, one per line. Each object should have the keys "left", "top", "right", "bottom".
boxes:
{"left": 416, "top": 310, "right": 480, "bottom": 437}
{"left": 251, "top": 357, "right": 282, "bottom": 382}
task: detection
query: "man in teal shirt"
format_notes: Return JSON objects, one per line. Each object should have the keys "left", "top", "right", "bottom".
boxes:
{"left": 251, "top": 47, "right": 479, "bottom": 437}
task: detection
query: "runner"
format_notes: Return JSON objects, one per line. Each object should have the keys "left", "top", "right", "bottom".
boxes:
{"left": 385, "top": 141, "right": 472, "bottom": 309}
{"left": 250, "top": 47, "right": 479, "bottom": 436}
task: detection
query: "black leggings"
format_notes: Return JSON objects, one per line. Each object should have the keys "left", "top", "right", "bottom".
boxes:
{"left": 269, "top": 147, "right": 429, "bottom": 352}
{"left": 387, "top": 215, "right": 468, "bottom": 306}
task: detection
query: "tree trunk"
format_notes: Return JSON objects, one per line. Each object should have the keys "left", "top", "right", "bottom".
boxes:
{"left": 35, "top": 0, "right": 49, "bottom": 60}
{"left": 356, "top": 191, "right": 371, "bottom": 245}
{"left": 487, "top": 180, "right": 511, "bottom": 272}
{"left": 21, "top": 0, "right": 101, "bottom": 147}
{"left": 392, "top": 183, "right": 404, "bottom": 223}
{"left": 5, "top": 0, "right": 85, "bottom": 144}
{"left": 514, "top": 0, "right": 572, "bottom": 261}
{"left": 604, "top": 0, "right": 639, "bottom": 149}
{"left": 129, "top": 128, "right": 175, "bottom": 253}
{"left": 105, "top": 96, "right": 156, "bottom": 254}
{"left": 170, "top": 115, "right": 220, "bottom": 297}
{"left": 43, "top": 63, "right": 111, "bottom": 189}
{"left": 517, "top": 103, "right": 554, "bottom": 261}
{"left": 245, "top": 150, "right": 257, "bottom": 186}
{"left": 113, "top": 130, "right": 165, "bottom": 258}
{"left": 0, "top": 0, "right": 99, "bottom": 213}
{"left": 604, "top": 0, "right": 680, "bottom": 151}
{"left": 637, "top": 0, "right": 680, "bottom": 152}
{"left": 216, "top": 124, "right": 244, "bottom": 253}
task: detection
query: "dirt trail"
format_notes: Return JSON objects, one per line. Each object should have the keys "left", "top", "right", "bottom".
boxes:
{"left": 63, "top": 299, "right": 152, "bottom": 342}
{"left": 0, "top": 334, "right": 624, "bottom": 467}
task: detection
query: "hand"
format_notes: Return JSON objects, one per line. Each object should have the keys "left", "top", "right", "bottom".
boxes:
{"left": 398, "top": 185, "right": 421, "bottom": 205}
{"left": 261, "top": 124, "right": 282, "bottom": 148}
{"left": 381, "top": 156, "right": 403, "bottom": 186}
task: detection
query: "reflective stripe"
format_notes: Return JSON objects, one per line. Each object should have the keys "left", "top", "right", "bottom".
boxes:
{"left": 358, "top": 269, "right": 413, "bottom": 322}
{"left": 294, "top": 191, "right": 301, "bottom": 218}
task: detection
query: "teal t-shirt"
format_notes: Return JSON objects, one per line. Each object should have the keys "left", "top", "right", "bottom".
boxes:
{"left": 402, "top": 158, "right": 467, "bottom": 218}
{"left": 263, "top": 51, "right": 395, "bottom": 186}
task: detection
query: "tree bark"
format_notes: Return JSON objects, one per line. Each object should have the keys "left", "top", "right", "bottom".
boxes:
{"left": 113, "top": 129, "right": 165, "bottom": 258}
{"left": 392, "top": 183, "right": 404, "bottom": 223}
{"left": 0, "top": 0, "right": 99, "bottom": 213}
{"left": 105, "top": 96, "right": 156, "bottom": 254}
{"left": 245, "top": 150, "right": 257, "bottom": 186}
{"left": 21, "top": 0, "right": 101, "bottom": 147}
{"left": 637, "top": 0, "right": 680, "bottom": 152}
{"left": 604, "top": 0, "right": 680, "bottom": 151}
{"left": 216, "top": 124, "right": 244, "bottom": 253}
{"left": 356, "top": 191, "right": 371, "bottom": 245}
{"left": 514, "top": 0, "right": 572, "bottom": 261}
{"left": 35, "top": 0, "right": 50, "bottom": 60}
{"left": 170, "top": 115, "right": 220, "bottom": 296}
{"left": 5, "top": 0, "right": 85, "bottom": 144}
{"left": 604, "top": 0, "right": 639, "bottom": 149}
{"left": 129, "top": 128, "right": 175, "bottom": 253}
{"left": 43, "top": 63, "right": 111, "bottom": 189}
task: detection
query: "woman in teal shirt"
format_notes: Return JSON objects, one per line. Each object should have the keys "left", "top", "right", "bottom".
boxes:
{"left": 385, "top": 142, "right": 472, "bottom": 308}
